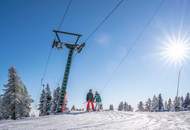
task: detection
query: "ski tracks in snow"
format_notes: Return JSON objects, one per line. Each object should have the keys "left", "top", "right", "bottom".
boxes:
{"left": 142, "top": 112, "right": 190, "bottom": 130}
{"left": 0, "top": 111, "right": 190, "bottom": 130}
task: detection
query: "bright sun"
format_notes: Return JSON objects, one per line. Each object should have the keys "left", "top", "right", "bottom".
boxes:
{"left": 161, "top": 34, "right": 190, "bottom": 66}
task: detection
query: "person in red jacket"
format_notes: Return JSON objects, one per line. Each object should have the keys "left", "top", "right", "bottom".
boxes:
{"left": 86, "top": 89, "right": 95, "bottom": 111}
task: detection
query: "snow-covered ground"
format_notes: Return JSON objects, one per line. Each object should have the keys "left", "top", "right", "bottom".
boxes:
{"left": 0, "top": 111, "right": 190, "bottom": 130}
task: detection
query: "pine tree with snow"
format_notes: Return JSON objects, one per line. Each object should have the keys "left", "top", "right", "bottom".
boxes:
{"left": 38, "top": 88, "right": 46, "bottom": 116}
{"left": 118, "top": 101, "right": 124, "bottom": 111}
{"left": 0, "top": 95, "right": 7, "bottom": 119}
{"left": 51, "top": 87, "right": 60, "bottom": 113}
{"left": 45, "top": 84, "right": 52, "bottom": 115}
{"left": 151, "top": 95, "right": 158, "bottom": 112}
{"left": 71, "top": 105, "right": 76, "bottom": 111}
{"left": 2, "top": 67, "right": 32, "bottom": 120}
{"left": 38, "top": 84, "right": 52, "bottom": 116}
{"left": 179, "top": 96, "right": 184, "bottom": 111}
{"left": 109, "top": 104, "right": 114, "bottom": 111}
{"left": 0, "top": 95, "right": 3, "bottom": 119}
{"left": 158, "top": 94, "right": 164, "bottom": 112}
{"left": 167, "top": 98, "right": 173, "bottom": 111}
{"left": 145, "top": 98, "right": 151, "bottom": 112}
{"left": 128, "top": 105, "right": 133, "bottom": 112}
{"left": 138, "top": 101, "right": 144, "bottom": 112}
{"left": 124, "top": 102, "right": 128, "bottom": 111}
{"left": 19, "top": 85, "right": 33, "bottom": 117}
{"left": 183, "top": 92, "right": 190, "bottom": 110}
{"left": 174, "top": 96, "right": 180, "bottom": 111}
{"left": 164, "top": 101, "right": 168, "bottom": 111}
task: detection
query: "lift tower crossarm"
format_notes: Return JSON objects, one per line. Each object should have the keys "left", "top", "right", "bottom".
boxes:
{"left": 53, "top": 30, "right": 82, "bottom": 37}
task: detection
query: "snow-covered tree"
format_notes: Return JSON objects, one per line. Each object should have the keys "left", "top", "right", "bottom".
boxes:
{"left": 151, "top": 95, "right": 158, "bottom": 112}
{"left": 38, "top": 84, "right": 52, "bottom": 116}
{"left": 164, "top": 101, "right": 168, "bottom": 111}
{"left": 118, "top": 101, "right": 133, "bottom": 112}
{"left": 183, "top": 92, "right": 190, "bottom": 110}
{"left": 174, "top": 96, "right": 180, "bottom": 111}
{"left": 45, "top": 84, "right": 52, "bottom": 115}
{"left": 51, "top": 87, "right": 60, "bottom": 113}
{"left": 109, "top": 104, "right": 114, "bottom": 111}
{"left": 124, "top": 102, "right": 128, "bottom": 111}
{"left": 138, "top": 101, "right": 144, "bottom": 112}
{"left": 167, "top": 98, "right": 173, "bottom": 111}
{"left": 158, "top": 94, "right": 164, "bottom": 111}
{"left": 2, "top": 67, "right": 32, "bottom": 120}
{"left": 118, "top": 101, "right": 124, "bottom": 111}
{"left": 180, "top": 96, "right": 184, "bottom": 111}
{"left": 145, "top": 98, "right": 151, "bottom": 112}
{"left": 38, "top": 88, "right": 46, "bottom": 116}
{"left": 71, "top": 105, "right": 76, "bottom": 111}
{"left": 128, "top": 105, "right": 133, "bottom": 112}
{"left": 0, "top": 95, "right": 3, "bottom": 119}
{"left": 18, "top": 85, "right": 33, "bottom": 117}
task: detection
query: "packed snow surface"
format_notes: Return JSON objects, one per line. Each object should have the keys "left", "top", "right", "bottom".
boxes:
{"left": 0, "top": 111, "right": 190, "bottom": 130}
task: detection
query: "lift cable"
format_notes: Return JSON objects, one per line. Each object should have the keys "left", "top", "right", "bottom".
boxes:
{"left": 73, "top": 0, "right": 125, "bottom": 58}
{"left": 41, "top": 48, "right": 53, "bottom": 86}
{"left": 84, "top": 0, "right": 125, "bottom": 43}
{"left": 72, "top": 0, "right": 125, "bottom": 67}
{"left": 40, "top": 0, "right": 73, "bottom": 86}
{"left": 57, "top": 0, "right": 73, "bottom": 30}
{"left": 100, "top": 0, "right": 165, "bottom": 93}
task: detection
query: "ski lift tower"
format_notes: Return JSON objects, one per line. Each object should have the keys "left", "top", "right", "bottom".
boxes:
{"left": 52, "top": 30, "right": 85, "bottom": 112}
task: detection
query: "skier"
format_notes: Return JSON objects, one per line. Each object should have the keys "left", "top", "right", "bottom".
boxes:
{"left": 86, "top": 89, "right": 95, "bottom": 111}
{"left": 94, "top": 91, "right": 102, "bottom": 111}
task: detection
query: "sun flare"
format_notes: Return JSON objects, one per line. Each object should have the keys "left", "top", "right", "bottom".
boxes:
{"left": 160, "top": 34, "right": 190, "bottom": 66}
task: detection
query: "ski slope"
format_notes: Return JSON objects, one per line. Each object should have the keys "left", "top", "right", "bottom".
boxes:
{"left": 0, "top": 111, "right": 190, "bottom": 130}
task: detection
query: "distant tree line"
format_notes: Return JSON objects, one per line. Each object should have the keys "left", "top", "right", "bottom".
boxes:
{"left": 137, "top": 93, "right": 190, "bottom": 112}
{"left": 118, "top": 101, "right": 133, "bottom": 111}
{"left": 0, "top": 67, "right": 33, "bottom": 120}
{"left": 71, "top": 105, "right": 84, "bottom": 111}
{"left": 108, "top": 102, "right": 133, "bottom": 111}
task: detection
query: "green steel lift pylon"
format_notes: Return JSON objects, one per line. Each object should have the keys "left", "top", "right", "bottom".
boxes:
{"left": 52, "top": 30, "right": 85, "bottom": 112}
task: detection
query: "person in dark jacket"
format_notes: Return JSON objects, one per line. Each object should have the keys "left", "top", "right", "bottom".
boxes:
{"left": 86, "top": 89, "right": 95, "bottom": 111}
{"left": 94, "top": 91, "right": 102, "bottom": 111}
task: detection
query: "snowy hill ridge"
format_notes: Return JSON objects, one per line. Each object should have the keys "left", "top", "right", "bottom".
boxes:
{"left": 0, "top": 111, "right": 190, "bottom": 130}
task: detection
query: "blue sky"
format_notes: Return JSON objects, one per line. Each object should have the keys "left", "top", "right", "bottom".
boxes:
{"left": 0, "top": 0, "right": 190, "bottom": 109}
